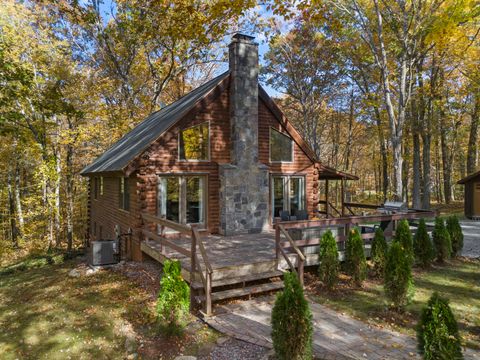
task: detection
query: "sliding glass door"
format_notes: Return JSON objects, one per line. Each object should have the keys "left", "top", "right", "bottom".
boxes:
{"left": 271, "top": 175, "right": 305, "bottom": 219}
{"left": 158, "top": 175, "right": 206, "bottom": 227}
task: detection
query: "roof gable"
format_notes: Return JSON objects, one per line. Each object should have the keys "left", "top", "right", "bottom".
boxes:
{"left": 458, "top": 170, "right": 480, "bottom": 184}
{"left": 259, "top": 86, "right": 358, "bottom": 181}
{"left": 80, "top": 71, "right": 230, "bottom": 175}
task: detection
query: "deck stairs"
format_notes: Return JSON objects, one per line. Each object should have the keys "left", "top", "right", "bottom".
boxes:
{"left": 141, "top": 238, "right": 287, "bottom": 309}
{"left": 191, "top": 269, "right": 285, "bottom": 304}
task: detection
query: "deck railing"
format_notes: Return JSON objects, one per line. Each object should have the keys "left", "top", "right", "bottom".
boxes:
{"left": 274, "top": 209, "right": 436, "bottom": 287}
{"left": 141, "top": 213, "right": 213, "bottom": 315}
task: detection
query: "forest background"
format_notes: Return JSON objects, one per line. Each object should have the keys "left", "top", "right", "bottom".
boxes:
{"left": 0, "top": 0, "right": 478, "bottom": 261}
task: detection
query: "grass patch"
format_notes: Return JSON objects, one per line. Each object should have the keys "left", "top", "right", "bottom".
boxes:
{"left": 307, "top": 258, "right": 480, "bottom": 350}
{"left": 0, "top": 259, "right": 218, "bottom": 359}
{"left": 0, "top": 250, "right": 84, "bottom": 276}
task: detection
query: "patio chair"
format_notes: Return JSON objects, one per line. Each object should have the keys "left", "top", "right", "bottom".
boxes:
{"left": 279, "top": 210, "right": 291, "bottom": 221}
{"left": 295, "top": 210, "right": 309, "bottom": 221}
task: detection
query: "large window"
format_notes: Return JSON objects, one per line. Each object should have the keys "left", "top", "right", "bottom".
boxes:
{"left": 119, "top": 177, "right": 130, "bottom": 211}
{"left": 179, "top": 122, "right": 209, "bottom": 160}
{"left": 158, "top": 175, "right": 206, "bottom": 226}
{"left": 270, "top": 128, "right": 293, "bottom": 162}
{"left": 271, "top": 175, "right": 305, "bottom": 218}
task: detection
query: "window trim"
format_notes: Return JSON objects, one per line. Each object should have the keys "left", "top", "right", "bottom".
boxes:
{"left": 269, "top": 127, "right": 294, "bottom": 163}
{"left": 178, "top": 121, "right": 211, "bottom": 162}
{"left": 270, "top": 174, "right": 306, "bottom": 220}
{"left": 157, "top": 174, "right": 208, "bottom": 229}
{"left": 93, "top": 177, "right": 98, "bottom": 200}
{"left": 119, "top": 177, "right": 130, "bottom": 212}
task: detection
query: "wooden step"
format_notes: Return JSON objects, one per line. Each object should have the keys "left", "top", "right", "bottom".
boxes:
{"left": 191, "top": 270, "right": 284, "bottom": 290}
{"left": 211, "top": 281, "right": 284, "bottom": 302}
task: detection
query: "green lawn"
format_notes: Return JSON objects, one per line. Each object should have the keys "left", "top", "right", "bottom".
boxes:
{"left": 0, "top": 258, "right": 218, "bottom": 360}
{"left": 307, "top": 258, "right": 480, "bottom": 350}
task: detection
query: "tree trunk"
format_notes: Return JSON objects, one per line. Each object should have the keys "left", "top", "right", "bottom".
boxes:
{"left": 344, "top": 90, "right": 355, "bottom": 172}
{"left": 434, "top": 135, "right": 443, "bottom": 203}
{"left": 373, "top": 108, "right": 389, "bottom": 202}
{"left": 14, "top": 162, "right": 24, "bottom": 236}
{"left": 7, "top": 170, "right": 18, "bottom": 248}
{"left": 412, "top": 131, "right": 422, "bottom": 208}
{"left": 66, "top": 143, "right": 74, "bottom": 252}
{"left": 403, "top": 126, "right": 410, "bottom": 205}
{"left": 54, "top": 150, "right": 61, "bottom": 247}
{"left": 467, "top": 92, "right": 479, "bottom": 174}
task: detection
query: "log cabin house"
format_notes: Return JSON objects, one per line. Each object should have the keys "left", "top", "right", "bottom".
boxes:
{"left": 81, "top": 34, "right": 433, "bottom": 314}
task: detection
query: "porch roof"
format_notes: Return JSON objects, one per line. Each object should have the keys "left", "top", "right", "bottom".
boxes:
{"left": 318, "top": 164, "right": 359, "bottom": 180}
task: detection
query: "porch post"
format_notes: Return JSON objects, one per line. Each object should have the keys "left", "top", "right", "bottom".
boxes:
{"left": 325, "top": 179, "right": 329, "bottom": 218}
{"left": 341, "top": 178, "right": 345, "bottom": 217}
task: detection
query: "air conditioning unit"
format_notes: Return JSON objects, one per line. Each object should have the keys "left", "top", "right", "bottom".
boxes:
{"left": 88, "top": 240, "right": 119, "bottom": 266}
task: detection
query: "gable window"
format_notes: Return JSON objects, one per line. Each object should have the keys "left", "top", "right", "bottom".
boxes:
{"left": 119, "top": 177, "right": 130, "bottom": 211}
{"left": 179, "top": 122, "right": 209, "bottom": 160}
{"left": 270, "top": 128, "right": 293, "bottom": 162}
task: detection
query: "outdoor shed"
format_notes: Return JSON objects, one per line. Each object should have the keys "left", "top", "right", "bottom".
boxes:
{"left": 458, "top": 170, "right": 480, "bottom": 219}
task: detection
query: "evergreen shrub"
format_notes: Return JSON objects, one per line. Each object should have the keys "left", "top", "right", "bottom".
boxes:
{"left": 417, "top": 292, "right": 463, "bottom": 360}
{"left": 394, "top": 219, "right": 414, "bottom": 263}
{"left": 371, "top": 227, "right": 388, "bottom": 275}
{"left": 156, "top": 260, "right": 190, "bottom": 335}
{"left": 414, "top": 218, "right": 435, "bottom": 268}
{"left": 318, "top": 230, "right": 339, "bottom": 290}
{"left": 345, "top": 228, "right": 367, "bottom": 286}
{"left": 446, "top": 215, "right": 463, "bottom": 257}
{"left": 432, "top": 217, "right": 452, "bottom": 262}
{"left": 272, "top": 272, "right": 313, "bottom": 360}
{"left": 384, "top": 241, "right": 414, "bottom": 309}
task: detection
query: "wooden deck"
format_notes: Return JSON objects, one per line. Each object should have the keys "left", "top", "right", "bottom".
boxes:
{"left": 142, "top": 232, "right": 281, "bottom": 281}
{"left": 139, "top": 209, "right": 435, "bottom": 315}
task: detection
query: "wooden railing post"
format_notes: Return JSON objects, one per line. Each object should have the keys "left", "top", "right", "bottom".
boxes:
{"left": 298, "top": 256, "right": 304, "bottom": 287}
{"left": 190, "top": 225, "right": 197, "bottom": 311}
{"left": 275, "top": 220, "right": 280, "bottom": 268}
{"left": 205, "top": 271, "right": 212, "bottom": 316}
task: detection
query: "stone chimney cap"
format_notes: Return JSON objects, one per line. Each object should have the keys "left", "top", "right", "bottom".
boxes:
{"left": 232, "top": 33, "right": 255, "bottom": 42}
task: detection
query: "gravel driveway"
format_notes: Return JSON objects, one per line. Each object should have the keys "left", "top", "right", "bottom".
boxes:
{"left": 460, "top": 219, "right": 480, "bottom": 258}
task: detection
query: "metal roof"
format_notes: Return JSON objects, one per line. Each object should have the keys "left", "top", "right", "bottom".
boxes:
{"left": 458, "top": 170, "right": 480, "bottom": 184}
{"left": 80, "top": 71, "right": 230, "bottom": 175}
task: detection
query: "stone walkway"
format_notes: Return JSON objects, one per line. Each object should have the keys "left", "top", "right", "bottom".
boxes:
{"left": 205, "top": 296, "right": 479, "bottom": 360}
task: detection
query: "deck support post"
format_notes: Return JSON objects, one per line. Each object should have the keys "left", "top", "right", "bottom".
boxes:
{"left": 341, "top": 179, "right": 345, "bottom": 217}
{"left": 325, "top": 180, "right": 330, "bottom": 218}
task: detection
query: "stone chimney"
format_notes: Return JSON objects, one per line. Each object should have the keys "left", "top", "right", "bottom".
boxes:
{"left": 219, "top": 34, "right": 269, "bottom": 235}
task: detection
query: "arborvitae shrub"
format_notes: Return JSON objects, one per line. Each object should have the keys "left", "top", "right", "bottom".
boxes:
{"left": 417, "top": 292, "right": 463, "bottom": 360}
{"left": 371, "top": 227, "right": 388, "bottom": 275}
{"left": 414, "top": 219, "right": 435, "bottom": 268}
{"left": 432, "top": 217, "right": 452, "bottom": 262}
{"left": 446, "top": 215, "right": 464, "bottom": 257}
{"left": 318, "top": 230, "right": 339, "bottom": 290}
{"left": 156, "top": 260, "right": 190, "bottom": 335}
{"left": 272, "top": 272, "right": 313, "bottom": 360}
{"left": 384, "top": 242, "right": 414, "bottom": 309}
{"left": 345, "top": 228, "right": 367, "bottom": 286}
{"left": 394, "top": 219, "right": 414, "bottom": 263}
